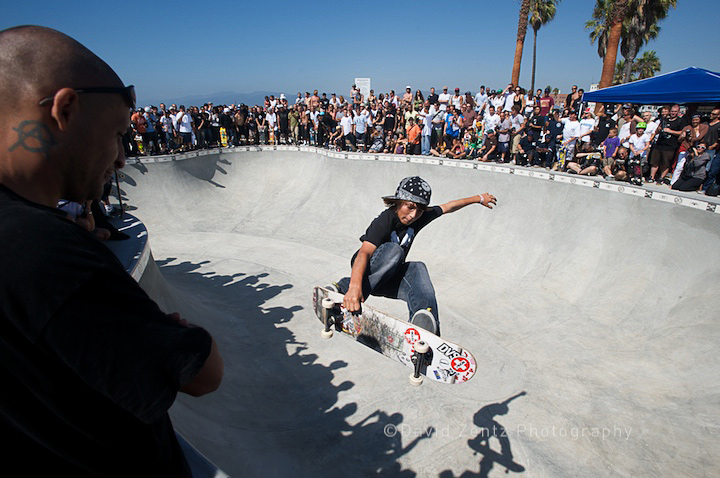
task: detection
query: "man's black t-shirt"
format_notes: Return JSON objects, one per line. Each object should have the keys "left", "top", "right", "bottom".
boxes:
{"left": 548, "top": 120, "right": 564, "bottom": 142}
{"left": 704, "top": 121, "right": 719, "bottom": 150}
{"left": 220, "top": 113, "right": 234, "bottom": 129}
{"left": 529, "top": 114, "right": 546, "bottom": 132}
{"left": 358, "top": 206, "right": 443, "bottom": 259}
{"left": 595, "top": 116, "right": 617, "bottom": 144}
{"left": 656, "top": 115, "right": 688, "bottom": 151}
{"left": 519, "top": 136, "right": 535, "bottom": 152}
{"left": 383, "top": 112, "right": 397, "bottom": 132}
{"left": 0, "top": 185, "right": 211, "bottom": 476}
{"left": 428, "top": 93, "right": 439, "bottom": 105}
{"left": 322, "top": 112, "right": 336, "bottom": 130}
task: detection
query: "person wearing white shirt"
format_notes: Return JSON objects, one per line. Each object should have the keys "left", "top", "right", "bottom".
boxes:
{"left": 618, "top": 120, "right": 633, "bottom": 148}
{"left": 561, "top": 111, "right": 581, "bottom": 161}
{"left": 419, "top": 104, "right": 433, "bottom": 155}
{"left": 640, "top": 111, "right": 659, "bottom": 141}
{"left": 451, "top": 88, "right": 463, "bottom": 110}
{"left": 174, "top": 105, "right": 194, "bottom": 150}
{"left": 265, "top": 110, "right": 277, "bottom": 130}
{"left": 578, "top": 110, "right": 595, "bottom": 144}
{"left": 628, "top": 123, "right": 649, "bottom": 158}
{"left": 502, "top": 84, "right": 516, "bottom": 112}
{"left": 340, "top": 107, "right": 355, "bottom": 151}
{"left": 438, "top": 86, "right": 451, "bottom": 111}
{"left": 482, "top": 105, "right": 501, "bottom": 139}
{"left": 491, "top": 92, "right": 504, "bottom": 112}
{"left": 474, "top": 86, "right": 488, "bottom": 113}
{"left": 353, "top": 110, "right": 368, "bottom": 149}
{"left": 509, "top": 106, "right": 526, "bottom": 156}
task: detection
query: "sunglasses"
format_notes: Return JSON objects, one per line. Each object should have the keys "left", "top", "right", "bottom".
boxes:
{"left": 38, "top": 85, "right": 136, "bottom": 110}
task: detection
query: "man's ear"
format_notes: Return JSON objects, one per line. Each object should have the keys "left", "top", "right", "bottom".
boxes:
{"left": 49, "top": 88, "right": 81, "bottom": 132}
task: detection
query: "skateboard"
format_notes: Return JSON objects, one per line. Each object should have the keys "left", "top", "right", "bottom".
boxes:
{"left": 312, "top": 286, "right": 476, "bottom": 386}
{"left": 554, "top": 144, "right": 568, "bottom": 171}
{"left": 219, "top": 127, "right": 228, "bottom": 147}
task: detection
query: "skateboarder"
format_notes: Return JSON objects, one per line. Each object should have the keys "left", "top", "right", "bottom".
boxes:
{"left": 329, "top": 176, "right": 497, "bottom": 336}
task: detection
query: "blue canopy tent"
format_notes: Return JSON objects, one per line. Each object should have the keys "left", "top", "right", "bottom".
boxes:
{"left": 582, "top": 67, "right": 720, "bottom": 105}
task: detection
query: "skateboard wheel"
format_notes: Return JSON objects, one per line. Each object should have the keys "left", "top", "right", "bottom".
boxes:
{"left": 409, "top": 373, "right": 424, "bottom": 386}
{"left": 321, "top": 329, "right": 334, "bottom": 339}
{"left": 321, "top": 298, "right": 334, "bottom": 310}
{"left": 414, "top": 341, "right": 429, "bottom": 354}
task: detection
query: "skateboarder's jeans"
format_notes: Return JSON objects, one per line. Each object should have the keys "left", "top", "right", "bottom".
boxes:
{"left": 338, "top": 243, "right": 439, "bottom": 327}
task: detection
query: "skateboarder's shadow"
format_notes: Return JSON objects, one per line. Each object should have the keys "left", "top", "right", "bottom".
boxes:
{"left": 442, "top": 391, "right": 527, "bottom": 478}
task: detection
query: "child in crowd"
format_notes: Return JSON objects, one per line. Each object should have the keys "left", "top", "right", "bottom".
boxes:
{"left": 601, "top": 128, "right": 621, "bottom": 179}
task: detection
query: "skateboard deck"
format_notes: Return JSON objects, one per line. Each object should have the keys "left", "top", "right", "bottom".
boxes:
{"left": 312, "top": 286, "right": 476, "bottom": 385}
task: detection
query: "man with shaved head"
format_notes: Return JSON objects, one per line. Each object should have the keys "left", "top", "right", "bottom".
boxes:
{"left": 0, "top": 26, "right": 223, "bottom": 476}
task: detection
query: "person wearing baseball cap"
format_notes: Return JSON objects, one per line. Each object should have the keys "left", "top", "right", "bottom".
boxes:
{"left": 328, "top": 176, "right": 497, "bottom": 336}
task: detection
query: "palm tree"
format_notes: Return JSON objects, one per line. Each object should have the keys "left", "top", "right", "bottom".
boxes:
{"left": 511, "top": 0, "right": 532, "bottom": 86}
{"left": 633, "top": 50, "right": 661, "bottom": 79}
{"left": 528, "top": 0, "right": 560, "bottom": 93}
{"left": 598, "top": 0, "right": 630, "bottom": 93}
{"left": 620, "top": 0, "right": 675, "bottom": 83}
{"left": 613, "top": 59, "right": 632, "bottom": 85}
{"left": 585, "top": 0, "right": 614, "bottom": 59}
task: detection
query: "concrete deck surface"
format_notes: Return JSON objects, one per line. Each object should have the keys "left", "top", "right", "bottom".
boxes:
{"left": 121, "top": 149, "right": 720, "bottom": 477}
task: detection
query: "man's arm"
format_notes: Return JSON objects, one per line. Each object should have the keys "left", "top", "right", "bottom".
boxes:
{"left": 344, "top": 241, "right": 377, "bottom": 312}
{"left": 440, "top": 193, "right": 497, "bottom": 213}
{"left": 164, "top": 312, "right": 224, "bottom": 396}
{"left": 180, "top": 334, "right": 223, "bottom": 396}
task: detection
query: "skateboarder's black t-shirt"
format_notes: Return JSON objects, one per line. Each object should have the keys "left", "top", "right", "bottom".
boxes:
{"left": 358, "top": 205, "right": 443, "bottom": 259}
{"left": 0, "top": 184, "right": 211, "bottom": 476}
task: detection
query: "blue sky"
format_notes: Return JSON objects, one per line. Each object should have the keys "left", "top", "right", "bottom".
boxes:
{"left": 3, "top": 0, "right": 717, "bottom": 106}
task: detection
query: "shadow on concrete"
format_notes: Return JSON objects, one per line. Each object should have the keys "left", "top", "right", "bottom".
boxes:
{"left": 176, "top": 156, "right": 227, "bottom": 188}
{"left": 147, "top": 257, "right": 429, "bottom": 477}
{"left": 440, "top": 392, "right": 527, "bottom": 478}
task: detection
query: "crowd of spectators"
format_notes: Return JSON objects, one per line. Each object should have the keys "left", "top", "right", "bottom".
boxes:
{"left": 128, "top": 84, "right": 720, "bottom": 195}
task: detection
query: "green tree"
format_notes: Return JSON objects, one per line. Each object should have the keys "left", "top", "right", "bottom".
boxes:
{"left": 633, "top": 50, "right": 661, "bottom": 79}
{"left": 613, "top": 51, "right": 661, "bottom": 84}
{"left": 511, "top": 0, "right": 532, "bottom": 86}
{"left": 587, "top": 0, "right": 675, "bottom": 85}
{"left": 613, "top": 59, "right": 632, "bottom": 85}
{"left": 585, "top": 0, "right": 614, "bottom": 59}
{"left": 620, "top": 0, "right": 675, "bottom": 83}
{"left": 528, "top": 0, "right": 561, "bottom": 93}
{"left": 597, "top": 0, "right": 630, "bottom": 95}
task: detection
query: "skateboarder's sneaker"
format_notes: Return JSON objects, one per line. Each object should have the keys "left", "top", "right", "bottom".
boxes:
{"left": 410, "top": 308, "right": 438, "bottom": 336}
{"left": 325, "top": 282, "right": 344, "bottom": 294}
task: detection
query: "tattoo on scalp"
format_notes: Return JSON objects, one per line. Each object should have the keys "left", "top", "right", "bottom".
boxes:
{"left": 9, "top": 120, "right": 56, "bottom": 159}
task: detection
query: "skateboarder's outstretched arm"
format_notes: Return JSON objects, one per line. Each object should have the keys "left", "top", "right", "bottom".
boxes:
{"left": 344, "top": 241, "right": 376, "bottom": 313}
{"left": 440, "top": 193, "right": 497, "bottom": 214}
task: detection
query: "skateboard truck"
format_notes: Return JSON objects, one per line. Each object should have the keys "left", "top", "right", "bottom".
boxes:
{"left": 321, "top": 298, "right": 335, "bottom": 338}
{"left": 409, "top": 341, "right": 430, "bottom": 386}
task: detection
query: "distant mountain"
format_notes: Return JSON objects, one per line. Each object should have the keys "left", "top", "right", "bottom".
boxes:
{"left": 138, "top": 90, "right": 290, "bottom": 108}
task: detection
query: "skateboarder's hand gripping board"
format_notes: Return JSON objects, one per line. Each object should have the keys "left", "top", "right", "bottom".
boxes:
{"left": 342, "top": 192, "right": 497, "bottom": 314}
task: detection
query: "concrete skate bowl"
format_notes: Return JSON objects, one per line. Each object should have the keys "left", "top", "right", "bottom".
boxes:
{"left": 121, "top": 148, "right": 720, "bottom": 477}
